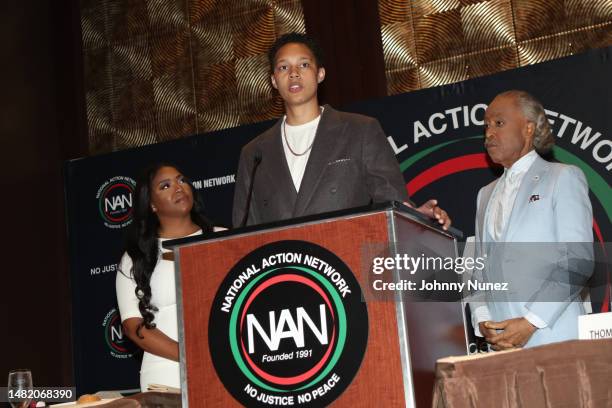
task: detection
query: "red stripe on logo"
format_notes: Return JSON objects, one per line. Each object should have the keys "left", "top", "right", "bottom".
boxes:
{"left": 407, "top": 153, "right": 489, "bottom": 194}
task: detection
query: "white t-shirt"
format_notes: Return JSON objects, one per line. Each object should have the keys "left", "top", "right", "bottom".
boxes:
{"left": 282, "top": 111, "right": 322, "bottom": 192}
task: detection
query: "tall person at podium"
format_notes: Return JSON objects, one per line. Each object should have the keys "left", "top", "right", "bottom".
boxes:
{"left": 232, "top": 32, "right": 450, "bottom": 229}
{"left": 116, "top": 163, "right": 218, "bottom": 391}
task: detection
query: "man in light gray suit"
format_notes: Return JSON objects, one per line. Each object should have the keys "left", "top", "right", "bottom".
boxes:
{"left": 232, "top": 32, "right": 450, "bottom": 228}
{"left": 470, "top": 90, "right": 593, "bottom": 350}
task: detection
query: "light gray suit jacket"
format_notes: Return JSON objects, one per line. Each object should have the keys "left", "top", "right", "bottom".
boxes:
{"left": 470, "top": 154, "right": 593, "bottom": 347}
{"left": 232, "top": 105, "right": 409, "bottom": 227}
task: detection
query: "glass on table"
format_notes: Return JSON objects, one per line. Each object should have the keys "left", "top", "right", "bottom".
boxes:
{"left": 7, "top": 369, "right": 33, "bottom": 408}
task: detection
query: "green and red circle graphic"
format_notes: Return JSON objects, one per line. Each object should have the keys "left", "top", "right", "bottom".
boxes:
{"left": 209, "top": 241, "right": 368, "bottom": 407}
{"left": 400, "top": 136, "right": 610, "bottom": 243}
{"left": 95, "top": 176, "right": 136, "bottom": 229}
{"left": 400, "top": 136, "right": 610, "bottom": 310}
{"left": 102, "top": 308, "right": 137, "bottom": 359}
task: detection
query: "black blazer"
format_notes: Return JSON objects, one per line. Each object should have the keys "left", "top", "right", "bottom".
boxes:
{"left": 232, "top": 105, "right": 409, "bottom": 227}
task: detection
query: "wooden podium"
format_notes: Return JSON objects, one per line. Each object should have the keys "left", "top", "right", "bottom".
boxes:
{"left": 165, "top": 203, "right": 467, "bottom": 408}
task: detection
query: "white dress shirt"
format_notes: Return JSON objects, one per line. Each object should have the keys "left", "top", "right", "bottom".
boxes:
{"left": 487, "top": 149, "right": 538, "bottom": 241}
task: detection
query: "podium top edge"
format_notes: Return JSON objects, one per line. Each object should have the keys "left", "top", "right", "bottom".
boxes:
{"left": 162, "top": 201, "right": 463, "bottom": 249}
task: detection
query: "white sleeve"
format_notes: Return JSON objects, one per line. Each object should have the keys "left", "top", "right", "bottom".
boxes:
{"left": 116, "top": 252, "right": 143, "bottom": 322}
{"left": 524, "top": 311, "right": 548, "bottom": 329}
{"left": 471, "top": 305, "right": 492, "bottom": 337}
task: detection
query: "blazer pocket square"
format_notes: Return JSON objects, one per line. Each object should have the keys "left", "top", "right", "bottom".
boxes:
{"left": 327, "top": 158, "right": 352, "bottom": 166}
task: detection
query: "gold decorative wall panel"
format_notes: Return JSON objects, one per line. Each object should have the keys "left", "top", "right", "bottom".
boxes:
{"left": 380, "top": 0, "right": 612, "bottom": 95}
{"left": 81, "top": 0, "right": 304, "bottom": 153}
{"left": 82, "top": 0, "right": 611, "bottom": 153}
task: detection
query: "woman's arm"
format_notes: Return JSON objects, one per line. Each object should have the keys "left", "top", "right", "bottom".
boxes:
{"left": 122, "top": 317, "right": 179, "bottom": 362}
{"left": 116, "top": 253, "right": 179, "bottom": 362}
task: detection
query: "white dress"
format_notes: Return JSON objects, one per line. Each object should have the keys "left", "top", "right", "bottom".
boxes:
{"left": 115, "top": 229, "right": 205, "bottom": 391}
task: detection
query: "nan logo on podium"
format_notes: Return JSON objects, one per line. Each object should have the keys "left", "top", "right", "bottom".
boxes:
{"left": 209, "top": 240, "right": 368, "bottom": 407}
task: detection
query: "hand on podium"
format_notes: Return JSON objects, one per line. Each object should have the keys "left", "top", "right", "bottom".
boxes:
{"left": 404, "top": 199, "right": 452, "bottom": 230}
{"left": 481, "top": 318, "right": 537, "bottom": 350}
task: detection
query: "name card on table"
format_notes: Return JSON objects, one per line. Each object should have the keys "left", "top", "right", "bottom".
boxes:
{"left": 579, "top": 312, "right": 612, "bottom": 340}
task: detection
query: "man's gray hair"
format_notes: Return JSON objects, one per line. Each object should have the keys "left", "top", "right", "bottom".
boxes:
{"left": 498, "top": 90, "right": 555, "bottom": 154}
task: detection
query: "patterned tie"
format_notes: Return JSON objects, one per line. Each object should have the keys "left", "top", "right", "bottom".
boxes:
{"left": 493, "top": 171, "right": 516, "bottom": 240}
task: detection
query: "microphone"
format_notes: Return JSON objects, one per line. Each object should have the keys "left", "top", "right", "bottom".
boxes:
{"left": 240, "top": 153, "right": 262, "bottom": 227}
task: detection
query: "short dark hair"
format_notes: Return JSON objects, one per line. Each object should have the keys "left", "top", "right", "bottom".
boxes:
{"left": 268, "top": 32, "right": 325, "bottom": 71}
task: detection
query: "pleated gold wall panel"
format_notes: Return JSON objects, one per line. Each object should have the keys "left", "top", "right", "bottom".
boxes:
{"left": 82, "top": 0, "right": 611, "bottom": 152}
{"left": 81, "top": 0, "right": 304, "bottom": 153}
{"left": 380, "top": 0, "right": 612, "bottom": 95}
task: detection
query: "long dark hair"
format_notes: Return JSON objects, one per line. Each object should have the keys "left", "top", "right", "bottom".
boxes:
{"left": 124, "top": 163, "right": 213, "bottom": 338}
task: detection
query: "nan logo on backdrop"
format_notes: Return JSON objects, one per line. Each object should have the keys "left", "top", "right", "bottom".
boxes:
{"left": 102, "top": 307, "right": 137, "bottom": 359}
{"left": 96, "top": 176, "right": 136, "bottom": 229}
{"left": 209, "top": 241, "right": 368, "bottom": 407}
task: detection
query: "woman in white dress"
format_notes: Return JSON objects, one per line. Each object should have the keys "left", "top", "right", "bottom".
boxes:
{"left": 116, "top": 163, "right": 215, "bottom": 391}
